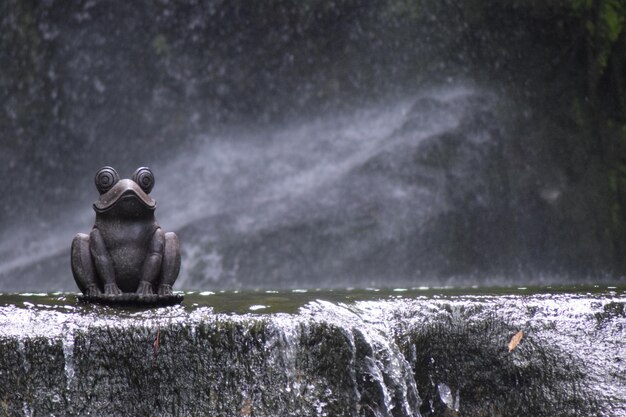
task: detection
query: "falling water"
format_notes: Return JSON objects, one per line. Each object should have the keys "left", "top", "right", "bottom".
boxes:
{"left": 2, "top": 3, "right": 625, "bottom": 417}
{"left": 0, "top": 85, "right": 504, "bottom": 290}
{"left": 2, "top": 1, "right": 624, "bottom": 291}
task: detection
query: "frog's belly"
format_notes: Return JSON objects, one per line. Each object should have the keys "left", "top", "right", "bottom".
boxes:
{"left": 110, "top": 247, "right": 148, "bottom": 292}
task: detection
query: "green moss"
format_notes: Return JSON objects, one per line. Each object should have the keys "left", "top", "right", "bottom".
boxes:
{"left": 151, "top": 33, "right": 169, "bottom": 57}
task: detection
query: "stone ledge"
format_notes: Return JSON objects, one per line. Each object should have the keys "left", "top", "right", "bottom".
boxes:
{"left": 0, "top": 291, "right": 624, "bottom": 416}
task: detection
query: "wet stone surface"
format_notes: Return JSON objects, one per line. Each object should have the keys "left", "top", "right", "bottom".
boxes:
{"left": 77, "top": 293, "right": 184, "bottom": 307}
{"left": 0, "top": 287, "right": 624, "bottom": 417}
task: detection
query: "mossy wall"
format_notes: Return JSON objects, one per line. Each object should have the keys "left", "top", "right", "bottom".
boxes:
{"left": 0, "top": 293, "right": 624, "bottom": 416}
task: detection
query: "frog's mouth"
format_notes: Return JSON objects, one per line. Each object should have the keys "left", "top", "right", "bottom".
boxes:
{"left": 93, "top": 179, "right": 156, "bottom": 213}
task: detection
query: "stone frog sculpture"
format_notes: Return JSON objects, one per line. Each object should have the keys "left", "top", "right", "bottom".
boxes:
{"left": 71, "top": 166, "right": 181, "bottom": 303}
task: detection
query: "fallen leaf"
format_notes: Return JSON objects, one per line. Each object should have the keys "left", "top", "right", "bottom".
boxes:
{"left": 240, "top": 399, "right": 253, "bottom": 416}
{"left": 153, "top": 327, "right": 160, "bottom": 358}
{"left": 508, "top": 330, "right": 524, "bottom": 352}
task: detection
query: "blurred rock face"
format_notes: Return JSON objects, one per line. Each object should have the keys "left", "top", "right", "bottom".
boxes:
{"left": 1, "top": 1, "right": 624, "bottom": 290}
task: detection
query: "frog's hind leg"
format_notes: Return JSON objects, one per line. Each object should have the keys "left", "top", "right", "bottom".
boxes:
{"left": 71, "top": 233, "right": 102, "bottom": 296}
{"left": 158, "top": 232, "right": 181, "bottom": 296}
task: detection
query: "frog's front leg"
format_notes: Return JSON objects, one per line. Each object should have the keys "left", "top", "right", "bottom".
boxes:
{"left": 157, "top": 232, "right": 181, "bottom": 296}
{"left": 71, "top": 233, "right": 102, "bottom": 296}
{"left": 89, "top": 228, "right": 122, "bottom": 295}
{"left": 136, "top": 228, "right": 165, "bottom": 295}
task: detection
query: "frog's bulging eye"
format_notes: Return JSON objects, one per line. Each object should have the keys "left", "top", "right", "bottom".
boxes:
{"left": 95, "top": 166, "right": 120, "bottom": 194}
{"left": 132, "top": 167, "right": 154, "bottom": 194}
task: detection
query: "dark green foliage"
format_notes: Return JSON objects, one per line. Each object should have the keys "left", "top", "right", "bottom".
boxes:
{"left": 400, "top": 0, "right": 626, "bottom": 276}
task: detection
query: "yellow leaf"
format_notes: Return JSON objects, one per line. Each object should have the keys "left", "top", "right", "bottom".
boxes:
{"left": 153, "top": 327, "right": 160, "bottom": 358}
{"left": 508, "top": 330, "right": 524, "bottom": 352}
{"left": 240, "top": 399, "right": 252, "bottom": 416}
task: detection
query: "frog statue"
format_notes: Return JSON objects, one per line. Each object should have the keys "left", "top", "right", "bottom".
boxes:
{"left": 71, "top": 166, "right": 181, "bottom": 303}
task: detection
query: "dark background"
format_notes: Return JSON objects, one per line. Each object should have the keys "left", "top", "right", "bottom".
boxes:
{"left": 1, "top": 0, "right": 625, "bottom": 290}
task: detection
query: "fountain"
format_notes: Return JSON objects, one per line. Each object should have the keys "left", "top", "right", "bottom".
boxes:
{"left": 0, "top": 1, "right": 625, "bottom": 416}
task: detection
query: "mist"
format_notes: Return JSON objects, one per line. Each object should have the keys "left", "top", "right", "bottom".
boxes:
{"left": 1, "top": 0, "right": 625, "bottom": 291}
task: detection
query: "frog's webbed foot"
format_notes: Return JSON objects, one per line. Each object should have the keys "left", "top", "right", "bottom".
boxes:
{"left": 158, "top": 284, "right": 173, "bottom": 296}
{"left": 104, "top": 283, "right": 123, "bottom": 295}
{"left": 136, "top": 280, "right": 154, "bottom": 296}
{"left": 85, "top": 284, "right": 102, "bottom": 297}
{"left": 141, "top": 231, "right": 180, "bottom": 296}
{"left": 71, "top": 233, "right": 102, "bottom": 295}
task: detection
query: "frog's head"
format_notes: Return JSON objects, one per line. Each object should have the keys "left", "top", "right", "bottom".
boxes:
{"left": 93, "top": 166, "right": 157, "bottom": 215}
